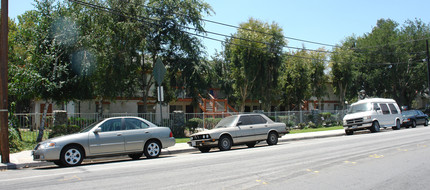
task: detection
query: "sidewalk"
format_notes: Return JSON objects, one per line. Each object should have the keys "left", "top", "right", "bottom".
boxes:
{"left": 0, "top": 129, "right": 345, "bottom": 170}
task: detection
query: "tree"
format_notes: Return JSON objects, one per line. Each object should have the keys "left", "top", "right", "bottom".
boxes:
{"left": 330, "top": 42, "right": 357, "bottom": 109}
{"left": 225, "top": 18, "right": 285, "bottom": 112}
{"left": 338, "top": 19, "right": 430, "bottom": 107}
{"left": 280, "top": 50, "right": 311, "bottom": 110}
{"left": 309, "top": 49, "right": 328, "bottom": 109}
{"left": 29, "top": 0, "right": 91, "bottom": 142}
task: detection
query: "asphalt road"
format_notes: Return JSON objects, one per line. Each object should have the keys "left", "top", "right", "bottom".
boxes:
{"left": 1, "top": 126, "right": 430, "bottom": 190}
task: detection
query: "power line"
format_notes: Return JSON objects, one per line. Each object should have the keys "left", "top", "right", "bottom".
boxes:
{"left": 68, "top": 0, "right": 426, "bottom": 66}
{"left": 117, "top": 0, "right": 339, "bottom": 48}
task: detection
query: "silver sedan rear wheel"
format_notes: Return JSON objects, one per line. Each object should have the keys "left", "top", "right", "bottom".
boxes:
{"left": 144, "top": 140, "right": 161, "bottom": 159}
{"left": 267, "top": 132, "right": 278, "bottom": 145}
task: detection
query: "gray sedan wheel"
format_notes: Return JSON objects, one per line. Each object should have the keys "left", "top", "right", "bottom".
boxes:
{"left": 60, "top": 145, "right": 84, "bottom": 167}
{"left": 218, "top": 135, "right": 232, "bottom": 151}
{"left": 266, "top": 132, "right": 278, "bottom": 145}
{"left": 144, "top": 140, "right": 161, "bottom": 159}
{"left": 425, "top": 119, "right": 428, "bottom": 127}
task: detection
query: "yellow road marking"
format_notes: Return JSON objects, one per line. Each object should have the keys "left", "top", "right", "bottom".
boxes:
{"left": 369, "top": 154, "right": 384, "bottom": 159}
{"left": 59, "top": 175, "right": 81, "bottom": 182}
{"left": 344, "top": 161, "right": 357, "bottom": 164}
{"left": 397, "top": 148, "right": 408, "bottom": 152}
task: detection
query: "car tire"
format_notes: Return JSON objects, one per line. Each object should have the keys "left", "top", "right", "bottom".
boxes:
{"left": 425, "top": 119, "right": 428, "bottom": 127}
{"left": 218, "top": 135, "right": 232, "bottom": 151}
{"left": 59, "top": 145, "right": 84, "bottom": 167}
{"left": 246, "top": 142, "right": 256, "bottom": 148}
{"left": 345, "top": 130, "right": 354, "bottom": 135}
{"left": 412, "top": 120, "right": 417, "bottom": 128}
{"left": 370, "top": 121, "right": 380, "bottom": 133}
{"left": 128, "top": 153, "right": 143, "bottom": 160}
{"left": 144, "top": 140, "right": 161, "bottom": 159}
{"left": 266, "top": 132, "right": 278, "bottom": 145}
{"left": 198, "top": 147, "right": 211, "bottom": 153}
{"left": 392, "top": 120, "right": 401, "bottom": 130}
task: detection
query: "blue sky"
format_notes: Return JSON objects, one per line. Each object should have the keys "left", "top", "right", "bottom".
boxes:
{"left": 7, "top": 0, "right": 430, "bottom": 57}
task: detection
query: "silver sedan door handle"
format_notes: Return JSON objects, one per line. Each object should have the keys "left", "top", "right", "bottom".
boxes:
{"left": 117, "top": 133, "right": 122, "bottom": 136}
{"left": 145, "top": 131, "right": 150, "bottom": 134}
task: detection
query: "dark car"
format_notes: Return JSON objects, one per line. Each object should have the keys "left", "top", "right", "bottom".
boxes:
{"left": 401, "top": 110, "right": 429, "bottom": 128}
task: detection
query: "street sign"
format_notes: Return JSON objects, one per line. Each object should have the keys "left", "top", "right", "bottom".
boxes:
{"left": 157, "top": 86, "right": 164, "bottom": 102}
{"left": 153, "top": 58, "right": 166, "bottom": 86}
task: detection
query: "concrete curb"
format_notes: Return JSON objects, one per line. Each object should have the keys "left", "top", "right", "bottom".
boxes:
{"left": 0, "top": 130, "right": 345, "bottom": 170}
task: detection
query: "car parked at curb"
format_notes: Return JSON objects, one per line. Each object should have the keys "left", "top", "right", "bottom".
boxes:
{"left": 187, "top": 114, "right": 289, "bottom": 153}
{"left": 32, "top": 116, "right": 175, "bottom": 167}
{"left": 343, "top": 98, "right": 402, "bottom": 135}
{"left": 401, "top": 110, "right": 428, "bottom": 128}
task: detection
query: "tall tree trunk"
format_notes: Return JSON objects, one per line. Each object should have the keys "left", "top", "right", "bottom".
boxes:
{"left": 36, "top": 100, "right": 50, "bottom": 142}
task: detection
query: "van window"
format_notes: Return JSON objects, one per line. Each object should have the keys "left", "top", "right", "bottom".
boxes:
{"left": 373, "top": 103, "right": 380, "bottom": 111}
{"left": 388, "top": 104, "right": 398, "bottom": 114}
{"left": 380, "top": 104, "right": 390, "bottom": 115}
{"left": 347, "top": 103, "right": 372, "bottom": 114}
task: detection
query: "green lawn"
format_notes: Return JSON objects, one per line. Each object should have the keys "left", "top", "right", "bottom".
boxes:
{"left": 175, "top": 138, "right": 190, "bottom": 143}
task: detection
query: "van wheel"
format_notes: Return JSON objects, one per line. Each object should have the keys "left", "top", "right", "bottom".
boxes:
{"left": 345, "top": 130, "right": 354, "bottom": 135}
{"left": 370, "top": 121, "right": 380, "bottom": 133}
{"left": 392, "top": 120, "right": 401, "bottom": 130}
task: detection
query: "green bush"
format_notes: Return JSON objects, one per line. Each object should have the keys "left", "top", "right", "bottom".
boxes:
{"left": 298, "top": 122, "right": 307, "bottom": 129}
{"left": 8, "top": 123, "right": 23, "bottom": 153}
{"left": 205, "top": 118, "right": 222, "bottom": 129}
{"left": 307, "top": 121, "right": 317, "bottom": 129}
{"left": 49, "top": 125, "right": 81, "bottom": 138}
{"left": 186, "top": 118, "right": 202, "bottom": 133}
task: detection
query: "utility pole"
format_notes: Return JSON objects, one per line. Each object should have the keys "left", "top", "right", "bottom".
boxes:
{"left": 0, "top": 0, "right": 10, "bottom": 163}
{"left": 426, "top": 40, "right": 430, "bottom": 93}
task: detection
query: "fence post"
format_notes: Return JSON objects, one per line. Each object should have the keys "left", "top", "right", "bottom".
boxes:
{"left": 300, "top": 110, "right": 303, "bottom": 123}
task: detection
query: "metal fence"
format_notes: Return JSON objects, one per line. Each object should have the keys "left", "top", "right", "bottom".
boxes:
{"left": 11, "top": 110, "right": 346, "bottom": 142}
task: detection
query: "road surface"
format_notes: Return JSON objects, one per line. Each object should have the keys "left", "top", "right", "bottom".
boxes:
{"left": 1, "top": 126, "right": 429, "bottom": 190}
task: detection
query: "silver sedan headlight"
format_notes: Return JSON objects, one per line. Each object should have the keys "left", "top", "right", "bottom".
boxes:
{"left": 39, "top": 142, "right": 57, "bottom": 149}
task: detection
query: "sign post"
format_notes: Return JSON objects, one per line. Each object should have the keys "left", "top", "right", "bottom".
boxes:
{"left": 153, "top": 58, "right": 166, "bottom": 125}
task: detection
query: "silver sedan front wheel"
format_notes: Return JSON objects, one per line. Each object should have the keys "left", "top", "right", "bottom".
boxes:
{"left": 60, "top": 145, "right": 84, "bottom": 167}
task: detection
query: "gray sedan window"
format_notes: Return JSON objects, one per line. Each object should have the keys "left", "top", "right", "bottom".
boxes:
{"left": 251, "top": 115, "right": 267, "bottom": 124}
{"left": 100, "top": 119, "right": 122, "bottom": 132}
{"left": 239, "top": 116, "right": 252, "bottom": 125}
{"left": 125, "top": 118, "right": 149, "bottom": 130}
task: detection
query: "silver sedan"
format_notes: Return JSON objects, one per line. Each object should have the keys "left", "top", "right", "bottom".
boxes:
{"left": 32, "top": 117, "right": 175, "bottom": 167}
{"left": 188, "top": 114, "right": 288, "bottom": 153}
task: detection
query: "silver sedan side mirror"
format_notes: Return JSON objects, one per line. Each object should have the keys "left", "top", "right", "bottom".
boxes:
{"left": 94, "top": 127, "right": 102, "bottom": 133}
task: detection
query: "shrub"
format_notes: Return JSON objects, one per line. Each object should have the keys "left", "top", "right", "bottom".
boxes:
{"left": 186, "top": 118, "right": 202, "bottom": 133}
{"left": 49, "top": 125, "right": 81, "bottom": 138}
{"left": 307, "top": 121, "right": 317, "bottom": 129}
{"left": 8, "top": 122, "right": 23, "bottom": 153}
{"left": 205, "top": 118, "right": 222, "bottom": 129}
{"left": 298, "top": 122, "right": 307, "bottom": 129}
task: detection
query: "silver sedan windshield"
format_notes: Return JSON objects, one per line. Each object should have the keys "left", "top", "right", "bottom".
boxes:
{"left": 215, "top": 115, "right": 238, "bottom": 128}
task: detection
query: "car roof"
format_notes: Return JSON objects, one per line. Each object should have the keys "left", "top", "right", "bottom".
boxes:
{"left": 352, "top": 98, "right": 397, "bottom": 105}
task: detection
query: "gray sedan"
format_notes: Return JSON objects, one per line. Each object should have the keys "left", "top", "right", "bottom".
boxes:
{"left": 32, "top": 117, "right": 175, "bottom": 167}
{"left": 188, "top": 114, "right": 288, "bottom": 153}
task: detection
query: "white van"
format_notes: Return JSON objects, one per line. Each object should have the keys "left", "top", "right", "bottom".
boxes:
{"left": 343, "top": 98, "right": 402, "bottom": 135}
